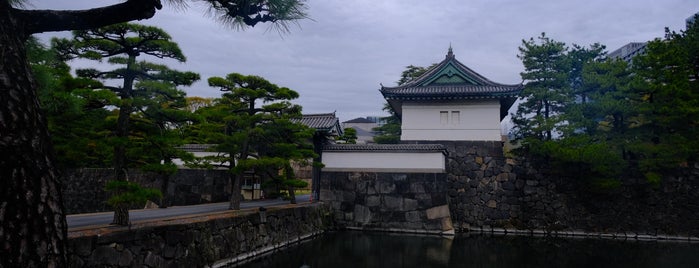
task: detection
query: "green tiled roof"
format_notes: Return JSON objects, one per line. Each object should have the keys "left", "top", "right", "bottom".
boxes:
{"left": 380, "top": 48, "right": 522, "bottom": 119}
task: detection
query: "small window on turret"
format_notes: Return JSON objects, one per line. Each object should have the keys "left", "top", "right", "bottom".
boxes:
{"left": 451, "top": 111, "right": 460, "bottom": 125}
{"left": 440, "top": 111, "right": 448, "bottom": 125}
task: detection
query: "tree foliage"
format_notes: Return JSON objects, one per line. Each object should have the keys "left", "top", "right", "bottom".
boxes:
{"left": 54, "top": 23, "right": 199, "bottom": 225}
{"left": 337, "top": 127, "right": 357, "bottom": 144}
{"left": 628, "top": 24, "right": 699, "bottom": 176}
{"left": 28, "top": 37, "right": 117, "bottom": 168}
{"left": 512, "top": 33, "right": 571, "bottom": 141}
{"left": 2, "top": 0, "right": 309, "bottom": 266}
{"left": 514, "top": 25, "right": 699, "bottom": 188}
{"left": 189, "top": 73, "right": 313, "bottom": 208}
{"left": 372, "top": 102, "right": 402, "bottom": 144}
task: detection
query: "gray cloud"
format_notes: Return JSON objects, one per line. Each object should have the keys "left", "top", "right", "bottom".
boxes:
{"left": 32, "top": 0, "right": 698, "bottom": 121}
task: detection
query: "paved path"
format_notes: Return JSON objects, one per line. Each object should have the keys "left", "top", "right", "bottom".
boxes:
{"left": 67, "top": 194, "right": 311, "bottom": 228}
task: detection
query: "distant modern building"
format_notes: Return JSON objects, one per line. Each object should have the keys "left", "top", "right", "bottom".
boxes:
{"left": 342, "top": 117, "right": 378, "bottom": 144}
{"left": 380, "top": 47, "right": 522, "bottom": 141}
{"left": 607, "top": 42, "right": 647, "bottom": 64}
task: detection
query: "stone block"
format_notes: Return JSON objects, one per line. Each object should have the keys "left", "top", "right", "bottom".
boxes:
{"left": 392, "top": 174, "right": 407, "bottom": 181}
{"left": 404, "top": 199, "right": 419, "bottom": 211}
{"left": 523, "top": 186, "right": 536, "bottom": 195}
{"left": 410, "top": 183, "right": 426, "bottom": 193}
{"left": 366, "top": 195, "right": 381, "bottom": 207}
{"left": 486, "top": 200, "right": 497, "bottom": 208}
{"left": 525, "top": 180, "right": 538, "bottom": 186}
{"left": 342, "top": 191, "right": 356, "bottom": 202}
{"left": 426, "top": 205, "right": 450, "bottom": 220}
{"left": 377, "top": 181, "right": 396, "bottom": 194}
{"left": 144, "top": 251, "right": 167, "bottom": 268}
{"left": 405, "top": 211, "right": 422, "bottom": 222}
{"left": 384, "top": 196, "right": 403, "bottom": 210}
{"left": 502, "top": 181, "right": 515, "bottom": 191}
{"left": 90, "top": 245, "right": 120, "bottom": 266}
{"left": 319, "top": 189, "right": 334, "bottom": 201}
{"left": 116, "top": 250, "right": 134, "bottom": 266}
{"left": 354, "top": 204, "right": 372, "bottom": 224}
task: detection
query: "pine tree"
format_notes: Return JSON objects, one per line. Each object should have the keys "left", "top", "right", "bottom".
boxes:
{"left": 54, "top": 23, "right": 199, "bottom": 225}
{"left": 629, "top": 23, "right": 699, "bottom": 179}
{"left": 512, "top": 33, "right": 571, "bottom": 141}
{"left": 197, "top": 73, "right": 311, "bottom": 209}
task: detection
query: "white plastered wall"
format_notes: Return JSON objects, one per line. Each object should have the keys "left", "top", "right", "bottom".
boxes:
{"left": 400, "top": 100, "right": 501, "bottom": 141}
{"left": 322, "top": 151, "right": 445, "bottom": 173}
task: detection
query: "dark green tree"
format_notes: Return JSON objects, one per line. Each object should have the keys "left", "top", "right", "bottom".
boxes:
{"left": 28, "top": 37, "right": 116, "bottom": 168}
{"left": 253, "top": 117, "right": 315, "bottom": 204}
{"left": 373, "top": 103, "right": 402, "bottom": 144}
{"left": 628, "top": 23, "right": 699, "bottom": 180}
{"left": 1, "top": 1, "right": 307, "bottom": 265}
{"left": 199, "top": 73, "right": 310, "bottom": 209}
{"left": 130, "top": 79, "right": 196, "bottom": 208}
{"left": 55, "top": 23, "right": 199, "bottom": 225}
{"left": 337, "top": 127, "right": 358, "bottom": 144}
{"left": 512, "top": 33, "right": 571, "bottom": 142}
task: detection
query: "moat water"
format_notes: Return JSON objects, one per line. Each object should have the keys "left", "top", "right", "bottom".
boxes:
{"left": 237, "top": 231, "right": 699, "bottom": 268}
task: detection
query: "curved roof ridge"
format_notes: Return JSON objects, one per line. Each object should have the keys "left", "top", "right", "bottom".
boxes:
{"left": 381, "top": 49, "right": 521, "bottom": 91}
{"left": 450, "top": 57, "right": 522, "bottom": 88}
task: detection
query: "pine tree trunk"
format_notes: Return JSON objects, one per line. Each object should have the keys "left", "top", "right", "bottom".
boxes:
{"left": 111, "top": 204, "right": 130, "bottom": 226}
{"left": 229, "top": 173, "right": 242, "bottom": 210}
{"left": 288, "top": 186, "right": 297, "bottom": 204}
{"left": 112, "top": 55, "right": 136, "bottom": 224}
{"left": 285, "top": 165, "right": 297, "bottom": 204}
{"left": 229, "top": 138, "right": 248, "bottom": 210}
{"left": 0, "top": 7, "right": 67, "bottom": 267}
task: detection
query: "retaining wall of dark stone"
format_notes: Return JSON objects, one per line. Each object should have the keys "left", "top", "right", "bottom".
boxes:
{"left": 438, "top": 141, "right": 699, "bottom": 237}
{"left": 319, "top": 171, "right": 453, "bottom": 234}
{"left": 62, "top": 168, "right": 229, "bottom": 214}
{"left": 67, "top": 203, "right": 331, "bottom": 267}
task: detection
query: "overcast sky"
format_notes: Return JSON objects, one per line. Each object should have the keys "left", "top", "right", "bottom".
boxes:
{"left": 32, "top": 0, "right": 698, "bottom": 122}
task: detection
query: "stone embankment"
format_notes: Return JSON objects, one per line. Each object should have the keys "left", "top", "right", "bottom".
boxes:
{"left": 67, "top": 203, "right": 331, "bottom": 267}
{"left": 440, "top": 141, "right": 699, "bottom": 238}
{"left": 320, "top": 172, "right": 453, "bottom": 235}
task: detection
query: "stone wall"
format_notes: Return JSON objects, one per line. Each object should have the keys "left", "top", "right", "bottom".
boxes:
{"left": 440, "top": 141, "right": 699, "bottom": 237}
{"left": 62, "top": 169, "right": 229, "bottom": 214}
{"left": 319, "top": 171, "right": 453, "bottom": 234}
{"left": 67, "top": 203, "right": 331, "bottom": 267}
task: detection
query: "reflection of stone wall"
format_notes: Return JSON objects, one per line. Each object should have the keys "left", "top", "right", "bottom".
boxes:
{"left": 67, "top": 204, "right": 331, "bottom": 267}
{"left": 62, "top": 169, "right": 230, "bottom": 214}
{"left": 320, "top": 171, "right": 453, "bottom": 234}
{"left": 440, "top": 141, "right": 699, "bottom": 237}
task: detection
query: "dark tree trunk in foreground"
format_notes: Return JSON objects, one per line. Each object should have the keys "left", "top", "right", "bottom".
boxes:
{"left": 1, "top": 1, "right": 162, "bottom": 266}
{"left": 0, "top": 6, "right": 67, "bottom": 268}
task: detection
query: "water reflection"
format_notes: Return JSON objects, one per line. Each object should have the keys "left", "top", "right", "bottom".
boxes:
{"left": 236, "top": 232, "right": 699, "bottom": 268}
